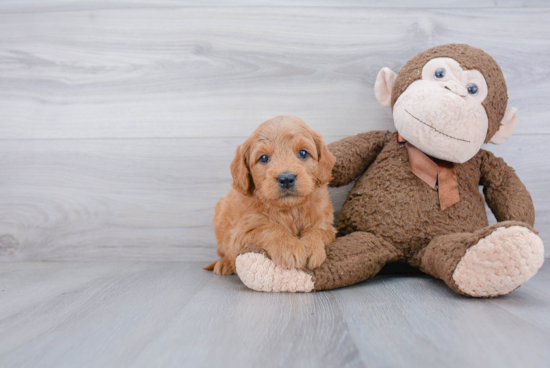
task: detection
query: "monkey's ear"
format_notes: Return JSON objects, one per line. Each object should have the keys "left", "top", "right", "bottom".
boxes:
{"left": 489, "top": 107, "right": 518, "bottom": 145}
{"left": 374, "top": 67, "right": 398, "bottom": 108}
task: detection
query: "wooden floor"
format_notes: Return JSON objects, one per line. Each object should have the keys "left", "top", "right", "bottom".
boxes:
{"left": 0, "top": 261, "right": 548, "bottom": 368}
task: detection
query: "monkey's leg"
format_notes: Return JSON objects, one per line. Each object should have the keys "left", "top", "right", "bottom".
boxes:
{"left": 235, "top": 231, "right": 402, "bottom": 292}
{"left": 415, "top": 221, "right": 544, "bottom": 297}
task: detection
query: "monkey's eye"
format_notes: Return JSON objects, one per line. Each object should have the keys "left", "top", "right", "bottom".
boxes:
{"left": 259, "top": 154, "right": 270, "bottom": 163}
{"left": 467, "top": 83, "right": 478, "bottom": 95}
{"left": 434, "top": 68, "right": 446, "bottom": 80}
{"left": 299, "top": 150, "right": 309, "bottom": 159}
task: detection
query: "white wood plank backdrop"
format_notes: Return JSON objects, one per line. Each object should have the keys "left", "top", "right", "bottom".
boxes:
{"left": 0, "top": 1, "right": 549, "bottom": 261}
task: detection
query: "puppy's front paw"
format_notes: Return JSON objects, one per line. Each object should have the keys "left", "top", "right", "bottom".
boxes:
{"left": 213, "top": 258, "right": 236, "bottom": 275}
{"left": 307, "top": 246, "right": 327, "bottom": 269}
{"left": 271, "top": 240, "right": 308, "bottom": 269}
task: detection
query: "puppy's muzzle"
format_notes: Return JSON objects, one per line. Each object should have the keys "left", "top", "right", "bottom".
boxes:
{"left": 277, "top": 173, "right": 296, "bottom": 189}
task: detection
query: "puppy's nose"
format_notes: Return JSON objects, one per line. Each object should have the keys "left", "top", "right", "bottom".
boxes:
{"left": 278, "top": 173, "right": 296, "bottom": 189}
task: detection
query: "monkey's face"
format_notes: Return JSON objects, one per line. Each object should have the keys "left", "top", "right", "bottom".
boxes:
{"left": 393, "top": 58, "right": 489, "bottom": 163}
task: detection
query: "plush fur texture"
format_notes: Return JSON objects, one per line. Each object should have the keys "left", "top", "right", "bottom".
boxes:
{"left": 236, "top": 245, "right": 315, "bottom": 292}
{"left": 393, "top": 58, "right": 490, "bottom": 163}
{"left": 452, "top": 226, "right": 544, "bottom": 297}
{"left": 391, "top": 44, "right": 508, "bottom": 143}
{"left": 235, "top": 45, "right": 544, "bottom": 297}
{"left": 206, "top": 116, "right": 336, "bottom": 275}
{"left": 417, "top": 221, "right": 540, "bottom": 296}
{"left": 333, "top": 132, "right": 535, "bottom": 249}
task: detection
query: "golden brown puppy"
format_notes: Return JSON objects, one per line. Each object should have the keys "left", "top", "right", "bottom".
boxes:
{"left": 205, "top": 116, "right": 337, "bottom": 276}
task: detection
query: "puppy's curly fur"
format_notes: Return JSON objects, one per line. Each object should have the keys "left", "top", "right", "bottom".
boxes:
{"left": 205, "top": 116, "right": 336, "bottom": 275}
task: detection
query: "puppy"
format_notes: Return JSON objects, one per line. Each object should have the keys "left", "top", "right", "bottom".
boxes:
{"left": 205, "top": 116, "right": 336, "bottom": 276}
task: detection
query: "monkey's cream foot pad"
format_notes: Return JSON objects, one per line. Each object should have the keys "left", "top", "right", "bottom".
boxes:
{"left": 236, "top": 251, "right": 314, "bottom": 292}
{"left": 453, "top": 226, "right": 545, "bottom": 297}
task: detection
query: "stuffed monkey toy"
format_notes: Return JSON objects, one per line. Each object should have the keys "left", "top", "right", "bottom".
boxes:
{"left": 234, "top": 44, "right": 545, "bottom": 297}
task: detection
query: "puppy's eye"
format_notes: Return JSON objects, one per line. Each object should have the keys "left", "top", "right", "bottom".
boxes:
{"left": 434, "top": 68, "right": 446, "bottom": 80}
{"left": 467, "top": 83, "right": 478, "bottom": 95}
{"left": 298, "top": 150, "right": 309, "bottom": 159}
{"left": 259, "top": 154, "right": 270, "bottom": 163}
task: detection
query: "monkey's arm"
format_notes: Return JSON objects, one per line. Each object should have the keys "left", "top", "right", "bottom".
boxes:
{"left": 328, "top": 130, "right": 391, "bottom": 187}
{"left": 479, "top": 150, "right": 535, "bottom": 226}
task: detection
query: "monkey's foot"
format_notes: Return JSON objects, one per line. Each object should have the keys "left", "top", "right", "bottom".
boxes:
{"left": 453, "top": 226, "right": 544, "bottom": 297}
{"left": 235, "top": 245, "right": 315, "bottom": 293}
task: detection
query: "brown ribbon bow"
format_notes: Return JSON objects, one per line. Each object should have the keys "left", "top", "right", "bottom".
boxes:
{"left": 397, "top": 133, "right": 460, "bottom": 210}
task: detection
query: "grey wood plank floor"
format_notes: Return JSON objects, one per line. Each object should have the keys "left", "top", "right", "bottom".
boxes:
{"left": 0, "top": 262, "right": 548, "bottom": 368}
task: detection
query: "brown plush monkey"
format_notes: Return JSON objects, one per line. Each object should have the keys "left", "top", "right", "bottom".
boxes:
{"left": 234, "top": 44, "right": 545, "bottom": 297}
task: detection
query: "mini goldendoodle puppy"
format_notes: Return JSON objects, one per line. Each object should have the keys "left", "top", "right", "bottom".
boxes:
{"left": 205, "top": 116, "right": 336, "bottom": 275}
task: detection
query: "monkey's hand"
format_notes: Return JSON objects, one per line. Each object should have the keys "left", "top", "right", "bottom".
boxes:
{"left": 480, "top": 149, "right": 535, "bottom": 226}
{"left": 328, "top": 130, "right": 391, "bottom": 187}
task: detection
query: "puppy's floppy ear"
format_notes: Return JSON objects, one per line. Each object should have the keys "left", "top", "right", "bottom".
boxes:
{"left": 230, "top": 144, "right": 254, "bottom": 195}
{"left": 312, "top": 131, "right": 336, "bottom": 186}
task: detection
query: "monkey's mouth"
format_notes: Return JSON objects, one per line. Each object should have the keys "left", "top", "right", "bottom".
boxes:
{"left": 404, "top": 109, "right": 471, "bottom": 143}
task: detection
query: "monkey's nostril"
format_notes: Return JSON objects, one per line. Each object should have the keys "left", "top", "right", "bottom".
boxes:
{"left": 277, "top": 173, "right": 296, "bottom": 189}
{"left": 444, "top": 82, "right": 467, "bottom": 97}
